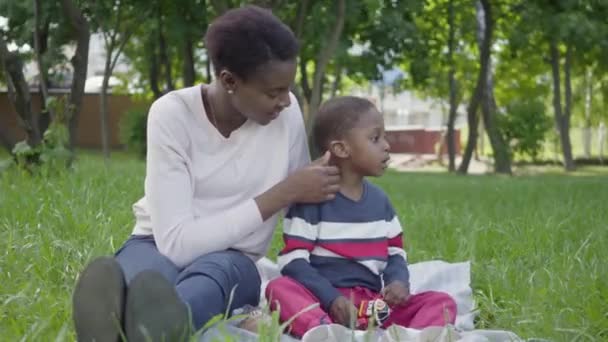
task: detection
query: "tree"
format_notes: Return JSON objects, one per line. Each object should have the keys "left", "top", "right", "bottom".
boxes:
{"left": 407, "top": 0, "right": 476, "bottom": 172}
{"left": 457, "top": 0, "right": 495, "bottom": 174}
{"left": 0, "top": 36, "right": 41, "bottom": 148}
{"left": 285, "top": 0, "right": 422, "bottom": 150}
{"left": 88, "top": 0, "right": 148, "bottom": 160}
{"left": 474, "top": 0, "right": 511, "bottom": 174}
{"left": 509, "top": 1, "right": 606, "bottom": 170}
{"left": 121, "top": 0, "right": 213, "bottom": 99}
{"left": 61, "top": 0, "right": 90, "bottom": 154}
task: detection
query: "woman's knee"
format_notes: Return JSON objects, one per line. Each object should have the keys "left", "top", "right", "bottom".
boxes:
{"left": 114, "top": 235, "right": 179, "bottom": 284}
{"left": 179, "top": 250, "right": 261, "bottom": 298}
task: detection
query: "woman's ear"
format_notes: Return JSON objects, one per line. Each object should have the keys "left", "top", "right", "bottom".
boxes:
{"left": 329, "top": 140, "right": 349, "bottom": 159}
{"left": 218, "top": 69, "right": 238, "bottom": 93}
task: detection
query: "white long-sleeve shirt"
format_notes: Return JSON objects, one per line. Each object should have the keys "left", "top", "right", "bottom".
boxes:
{"left": 131, "top": 85, "right": 310, "bottom": 268}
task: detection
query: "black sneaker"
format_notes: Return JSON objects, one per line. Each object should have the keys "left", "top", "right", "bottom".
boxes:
{"left": 125, "top": 270, "right": 191, "bottom": 342}
{"left": 72, "top": 256, "right": 126, "bottom": 342}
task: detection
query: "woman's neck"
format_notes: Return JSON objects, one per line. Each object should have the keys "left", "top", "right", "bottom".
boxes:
{"left": 205, "top": 82, "right": 247, "bottom": 131}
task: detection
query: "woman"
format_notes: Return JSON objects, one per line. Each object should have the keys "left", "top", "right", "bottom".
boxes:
{"left": 72, "top": 6, "right": 340, "bottom": 341}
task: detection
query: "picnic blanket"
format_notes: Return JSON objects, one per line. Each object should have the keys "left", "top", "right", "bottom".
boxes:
{"left": 201, "top": 259, "right": 522, "bottom": 342}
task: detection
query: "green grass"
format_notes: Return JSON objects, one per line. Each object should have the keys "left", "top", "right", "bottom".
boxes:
{"left": 1, "top": 154, "right": 607, "bottom": 341}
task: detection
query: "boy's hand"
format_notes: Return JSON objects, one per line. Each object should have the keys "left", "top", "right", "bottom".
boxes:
{"left": 329, "top": 296, "right": 357, "bottom": 327}
{"left": 382, "top": 281, "right": 410, "bottom": 307}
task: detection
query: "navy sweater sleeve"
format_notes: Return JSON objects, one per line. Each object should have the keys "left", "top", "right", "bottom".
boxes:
{"left": 381, "top": 198, "right": 411, "bottom": 287}
{"left": 281, "top": 259, "right": 343, "bottom": 311}
{"left": 277, "top": 203, "right": 343, "bottom": 311}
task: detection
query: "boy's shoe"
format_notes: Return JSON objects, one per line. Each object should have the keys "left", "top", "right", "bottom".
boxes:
{"left": 72, "top": 256, "right": 126, "bottom": 342}
{"left": 125, "top": 270, "right": 191, "bottom": 342}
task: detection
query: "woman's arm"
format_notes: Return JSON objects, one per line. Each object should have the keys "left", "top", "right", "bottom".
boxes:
{"left": 146, "top": 97, "right": 339, "bottom": 268}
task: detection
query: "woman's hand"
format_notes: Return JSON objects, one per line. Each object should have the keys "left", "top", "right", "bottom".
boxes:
{"left": 286, "top": 151, "right": 340, "bottom": 203}
{"left": 255, "top": 151, "right": 340, "bottom": 221}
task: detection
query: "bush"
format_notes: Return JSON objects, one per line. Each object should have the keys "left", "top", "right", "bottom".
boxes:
{"left": 119, "top": 106, "right": 149, "bottom": 158}
{"left": 12, "top": 97, "right": 71, "bottom": 173}
{"left": 499, "top": 99, "right": 552, "bottom": 161}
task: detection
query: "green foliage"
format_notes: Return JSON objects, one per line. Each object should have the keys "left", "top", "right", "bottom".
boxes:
{"left": 500, "top": 99, "right": 552, "bottom": 161}
{"left": 11, "top": 97, "right": 72, "bottom": 173}
{"left": 119, "top": 105, "right": 149, "bottom": 158}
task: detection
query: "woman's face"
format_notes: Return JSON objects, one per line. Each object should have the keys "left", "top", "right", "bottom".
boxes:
{"left": 227, "top": 59, "right": 297, "bottom": 125}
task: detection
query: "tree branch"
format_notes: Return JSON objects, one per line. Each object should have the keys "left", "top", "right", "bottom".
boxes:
{"left": 307, "top": 0, "right": 346, "bottom": 131}
{"left": 61, "top": 0, "right": 90, "bottom": 151}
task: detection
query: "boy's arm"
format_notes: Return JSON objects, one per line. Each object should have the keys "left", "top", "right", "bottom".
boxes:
{"left": 382, "top": 203, "right": 410, "bottom": 287}
{"left": 276, "top": 205, "right": 342, "bottom": 311}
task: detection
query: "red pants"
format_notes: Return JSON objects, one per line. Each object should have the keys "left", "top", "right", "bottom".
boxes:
{"left": 266, "top": 276, "right": 457, "bottom": 338}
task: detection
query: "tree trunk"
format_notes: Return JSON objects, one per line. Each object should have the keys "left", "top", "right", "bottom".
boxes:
{"left": 100, "top": 38, "right": 114, "bottom": 160}
{"left": 599, "top": 122, "right": 606, "bottom": 163}
{"left": 300, "top": 58, "right": 312, "bottom": 104}
{"left": 306, "top": 0, "right": 346, "bottom": 138}
{"left": 583, "top": 68, "right": 592, "bottom": 158}
{"left": 458, "top": 0, "right": 492, "bottom": 174}
{"left": 562, "top": 44, "right": 575, "bottom": 170}
{"left": 182, "top": 38, "right": 196, "bottom": 87}
{"left": 0, "top": 120, "right": 15, "bottom": 153}
{"left": 330, "top": 64, "right": 343, "bottom": 98}
{"left": 147, "top": 33, "right": 162, "bottom": 99}
{"left": 0, "top": 36, "right": 41, "bottom": 147}
{"left": 33, "top": 0, "right": 51, "bottom": 120}
{"left": 446, "top": 0, "right": 457, "bottom": 172}
{"left": 158, "top": 13, "right": 174, "bottom": 92}
{"left": 549, "top": 40, "right": 575, "bottom": 171}
{"left": 61, "top": 0, "right": 90, "bottom": 153}
{"left": 206, "top": 54, "right": 212, "bottom": 84}
{"left": 475, "top": 0, "right": 511, "bottom": 174}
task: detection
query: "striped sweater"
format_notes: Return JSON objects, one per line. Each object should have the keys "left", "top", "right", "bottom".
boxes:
{"left": 277, "top": 180, "right": 409, "bottom": 310}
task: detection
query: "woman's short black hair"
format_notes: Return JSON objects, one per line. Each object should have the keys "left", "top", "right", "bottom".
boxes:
{"left": 204, "top": 5, "right": 299, "bottom": 80}
{"left": 313, "top": 96, "right": 378, "bottom": 153}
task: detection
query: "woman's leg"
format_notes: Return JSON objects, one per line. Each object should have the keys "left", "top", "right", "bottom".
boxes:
{"left": 72, "top": 256, "right": 126, "bottom": 342}
{"left": 114, "top": 236, "right": 189, "bottom": 341}
{"left": 73, "top": 235, "right": 186, "bottom": 342}
{"left": 174, "top": 249, "right": 261, "bottom": 330}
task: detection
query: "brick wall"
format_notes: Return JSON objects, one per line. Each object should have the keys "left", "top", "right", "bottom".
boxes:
{"left": 0, "top": 91, "right": 147, "bottom": 149}
{"left": 386, "top": 128, "right": 461, "bottom": 154}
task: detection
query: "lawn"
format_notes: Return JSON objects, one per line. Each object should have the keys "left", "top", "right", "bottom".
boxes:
{"left": 1, "top": 153, "right": 607, "bottom": 341}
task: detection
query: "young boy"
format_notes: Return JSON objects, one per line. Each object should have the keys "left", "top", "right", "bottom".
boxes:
{"left": 265, "top": 96, "right": 457, "bottom": 338}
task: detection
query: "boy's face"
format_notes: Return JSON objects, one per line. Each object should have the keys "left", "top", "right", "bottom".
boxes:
{"left": 341, "top": 109, "right": 391, "bottom": 177}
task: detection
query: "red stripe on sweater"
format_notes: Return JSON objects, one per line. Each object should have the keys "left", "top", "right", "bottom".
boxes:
{"left": 280, "top": 237, "right": 315, "bottom": 255}
{"left": 388, "top": 234, "right": 404, "bottom": 248}
{"left": 318, "top": 240, "right": 387, "bottom": 259}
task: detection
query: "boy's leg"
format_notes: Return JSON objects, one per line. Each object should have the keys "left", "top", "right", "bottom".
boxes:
{"left": 266, "top": 276, "right": 332, "bottom": 338}
{"left": 174, "top": 249, "right": 261, "bottom": 330}
{"left": 385, "top": 291, "right": 457, "bottom": 329}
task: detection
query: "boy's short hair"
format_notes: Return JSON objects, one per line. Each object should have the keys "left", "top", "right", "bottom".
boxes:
{"left": 313, "top": 96, "right": 377, "bottom": 153}
{"left": 204, "top": 5, "right": 299, "bottom": 80}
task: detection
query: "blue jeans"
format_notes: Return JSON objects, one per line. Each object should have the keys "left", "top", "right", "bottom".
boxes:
{"left": 115, "top": 235, "right": 261, "bottom": 329}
